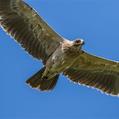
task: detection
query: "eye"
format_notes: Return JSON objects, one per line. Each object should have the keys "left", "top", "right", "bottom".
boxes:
{"left": 75, "top": 40, "right": 81, "bottom": 43}
{"left": 74, "top": 39, "right": 85, "bottom": 45}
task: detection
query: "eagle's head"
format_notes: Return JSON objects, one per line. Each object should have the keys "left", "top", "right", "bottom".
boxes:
{"left": 73, "top": 39, "right": 84, "bottom": 50}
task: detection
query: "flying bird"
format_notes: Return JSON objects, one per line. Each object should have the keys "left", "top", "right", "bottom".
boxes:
{"left": 0, "top": 0, "right": 119, "bottom": 96}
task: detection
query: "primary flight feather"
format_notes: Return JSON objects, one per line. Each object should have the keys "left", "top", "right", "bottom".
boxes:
{"left": 0, "top": 0, "right": 119, "bottom": 96}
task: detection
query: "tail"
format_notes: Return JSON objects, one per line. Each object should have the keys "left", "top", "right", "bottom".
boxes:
{"left": 26, "top": 67, "right": 59, "bottom": 91}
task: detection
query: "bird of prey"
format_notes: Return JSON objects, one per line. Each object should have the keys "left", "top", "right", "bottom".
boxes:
{"left": 0, "top": 0, "right": 119, "bottom": 96}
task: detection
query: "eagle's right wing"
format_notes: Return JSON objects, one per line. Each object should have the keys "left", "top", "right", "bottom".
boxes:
{"left": 0, "top": 0, "right": 64, "bottom": 63}
{"left": 64, "top": 51, "right": 119, "bottom": 96}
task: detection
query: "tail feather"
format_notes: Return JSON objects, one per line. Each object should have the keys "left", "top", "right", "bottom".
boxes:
{"left": 27, "top": 67, "right": 45, "bottom": 88}
{"left": 26, "top": 67, "right": 59, "bottom": 91}
{"left": 39, "top": 75, "right": 59, "bottom": 91}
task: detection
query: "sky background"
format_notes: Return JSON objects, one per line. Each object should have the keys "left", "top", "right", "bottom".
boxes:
{"left": 0, "top": 0, "right": 119, "bottom": 119}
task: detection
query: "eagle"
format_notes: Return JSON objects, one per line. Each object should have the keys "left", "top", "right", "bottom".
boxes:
{"left": 0, "top": 0, "right": 119, "bottom": 96}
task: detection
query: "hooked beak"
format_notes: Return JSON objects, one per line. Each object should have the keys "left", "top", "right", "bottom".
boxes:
{"left": 80, "top": 39, "right": 85, "bottom": 45}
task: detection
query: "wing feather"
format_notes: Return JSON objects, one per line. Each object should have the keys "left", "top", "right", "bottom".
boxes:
{"left": 64, "top": 51, "right": 119, "bottom": 96}
{"left": 0, "top": 0, "right": 63, "bottom": 63}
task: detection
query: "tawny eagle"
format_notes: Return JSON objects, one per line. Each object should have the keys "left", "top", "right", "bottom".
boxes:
{"left": 0, "top": 0, "right": 119, "bottom": 96}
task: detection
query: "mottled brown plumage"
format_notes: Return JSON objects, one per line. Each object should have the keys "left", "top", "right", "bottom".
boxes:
{"left": 0, "top": 0, "right": 119, "bottom": 96}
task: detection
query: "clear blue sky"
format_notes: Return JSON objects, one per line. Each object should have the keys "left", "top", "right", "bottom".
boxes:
{"left": 1, "top": 0, "right": 119, "bottom": 119}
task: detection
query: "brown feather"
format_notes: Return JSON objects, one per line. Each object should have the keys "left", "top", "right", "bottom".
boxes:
{"left": 0, "top": 0, "right": 63, "bottom": 63}
{"left": 63, "top": 51, "right": 119, "bottom": 96}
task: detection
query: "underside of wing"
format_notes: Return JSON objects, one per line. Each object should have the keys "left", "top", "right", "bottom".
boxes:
{"left": 64, "top": 51, "right": 119, "bottom": 96}
{"left": 0, "top": 0, "right": 63, "bottom": 63}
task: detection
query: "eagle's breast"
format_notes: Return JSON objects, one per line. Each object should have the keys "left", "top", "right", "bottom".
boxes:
{"left": 46, "top": 42, "right": 81, "bottom": 73}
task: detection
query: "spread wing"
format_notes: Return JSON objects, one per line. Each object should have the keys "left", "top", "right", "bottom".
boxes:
{"left": 0, "top": 0, "right": 63, "bottom": 63}
{"left": 64, "top": 51, "right": 119, "bottom": 96}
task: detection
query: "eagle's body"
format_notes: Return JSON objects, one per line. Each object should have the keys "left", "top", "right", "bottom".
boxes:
{"left": 45, "top": 40, "right": 83, "bottom": 78}
{"left": 0, "top": 0, "right": 119, "bottom": 96}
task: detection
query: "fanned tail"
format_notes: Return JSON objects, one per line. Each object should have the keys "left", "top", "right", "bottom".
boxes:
{"left": 26, "top": 67, "right": 59, "bottom": 91}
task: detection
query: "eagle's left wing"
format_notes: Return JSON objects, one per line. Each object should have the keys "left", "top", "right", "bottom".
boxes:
{"left": 0, "top": 0, "right": 64, "bottom": 63}
{"left": 63, "top": 51, "right": 119, "bottom": 96}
